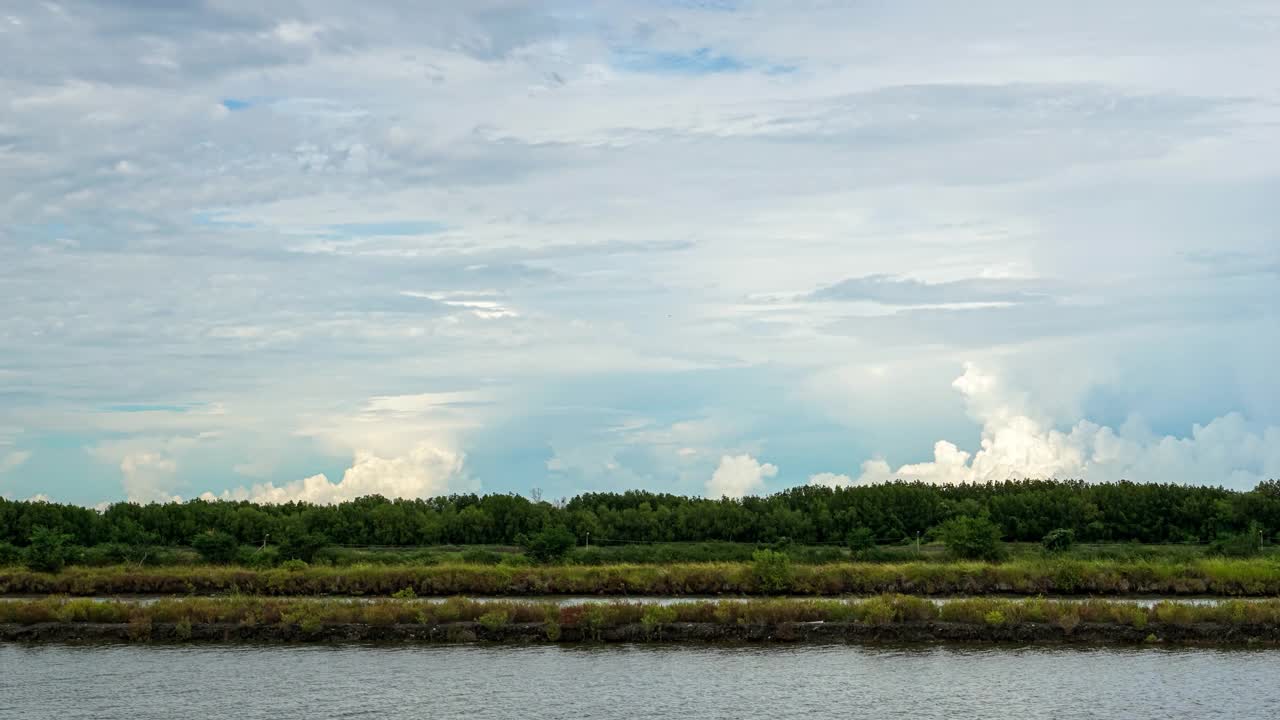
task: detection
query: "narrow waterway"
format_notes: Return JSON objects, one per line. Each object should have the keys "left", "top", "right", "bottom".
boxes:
{"left": 2, "top": 643, "right": 1276, "bottom": 719}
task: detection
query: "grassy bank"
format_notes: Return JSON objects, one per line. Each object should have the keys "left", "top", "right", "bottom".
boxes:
{"left": 5, "top": 595, "right": 1280, "bottom": 645}
{"left": 5, "top": 558, "right": 1280, "bottom": 597}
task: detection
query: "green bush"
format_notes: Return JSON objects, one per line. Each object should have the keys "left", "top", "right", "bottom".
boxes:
{"left": 477, "top": 609, "right": 511, "bottom": 631}
{"left": 524, "top": 527, "right": 577, "bottom": 563}
{"left": 641, "top": 605, "right": 679, "bottom": 638}
{"left": 190, "top": 530, "right": 239, "bottom": 564}
{"left": 24, "top": 526, "right": 73, "bottom": 573}
{"left": 280, "top": 559, "right": 309, "bottom": 572}
{"left": 935, "top": 516, "right": 1005, "bottom": 561}
{"left": 1041, "top": 528, "right": 1076, "bottom": 553}
{"left": 751, "top": 549, "right": 793, "bottom": 593}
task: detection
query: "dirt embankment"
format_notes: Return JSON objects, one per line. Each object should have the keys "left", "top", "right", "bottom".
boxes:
{"left": 5, "top": 621, "right": 1279, "bottom": 645}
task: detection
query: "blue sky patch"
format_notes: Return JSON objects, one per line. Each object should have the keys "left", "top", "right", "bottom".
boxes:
{"left": 613, "top": 47, "right": 748, "bottom": 75}
{"left": 221, "top": 98, "right": 253, "bottom": 111}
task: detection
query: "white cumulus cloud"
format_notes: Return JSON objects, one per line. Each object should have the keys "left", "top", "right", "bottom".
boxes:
{"left": 204, "top": 442, "right": 465, "bottom": 504}
{"left": 707, "top": 454, "right": 777, "bottom": 498}
{"left": 807, "top": 472, "right": 853, "bottom": 488}
{"left": 118, "top": 451, "right": 182, "bottom": 503}
{"left": 844, "top": 363, "right": 1280, "bottom": 488}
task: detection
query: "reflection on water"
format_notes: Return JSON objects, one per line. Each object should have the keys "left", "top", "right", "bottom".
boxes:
{"left": 3, "top": 643, "right": 1279, "bottom": 719}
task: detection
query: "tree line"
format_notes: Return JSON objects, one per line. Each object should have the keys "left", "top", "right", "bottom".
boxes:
{"left": 2, "top": 479, "right": 1278, "bottom": 550}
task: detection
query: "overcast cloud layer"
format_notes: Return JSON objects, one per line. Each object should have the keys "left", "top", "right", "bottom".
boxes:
{"left": 1, "top": 0, "right": 1277, "bottom": 504}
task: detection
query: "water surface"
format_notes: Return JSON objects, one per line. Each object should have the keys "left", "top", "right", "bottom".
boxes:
{"left": 2, "top": 643, "right": 1276, "bottom": 719}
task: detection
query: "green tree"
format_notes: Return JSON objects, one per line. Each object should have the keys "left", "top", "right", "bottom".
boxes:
{"left": 847, "top": 527, "right": 877, "bottom": 558}
{"left": 936, "top": 516, "right": 1005, "bottom": 561}
{"left": 190, "top": 529, "right": 238, "bottom": 564}
{"left": 24, "top": 525, "right": 73, "bottom": 572}
{"left": 279, "top": 532, "right": 329, "bottom": 562}
{"left": 523, "top": 526, "right": 577, "bottom": 562}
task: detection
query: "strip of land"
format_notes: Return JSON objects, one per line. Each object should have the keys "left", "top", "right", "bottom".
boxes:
{"left": 4, "top": 596, "right": 1279, "bottom": 645}
{"left": 6, "top": 558, "right": 1280, "bottom": 597}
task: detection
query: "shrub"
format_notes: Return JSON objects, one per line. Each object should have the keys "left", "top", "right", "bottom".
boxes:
{"left": 983, "top": 610, "right": 1006, "bottom": 626}
{"left": 1041, "top": 528, "right": 1076, "bottom": 554}
{"left": 478, "top": 609, "right": 511, "bottom": 631}
{"left": 751, "top": 549, "right": 793, "bottom": 593}
{"left": 641, "top": 604, "right": 678, "bottom": 638}
{"left": 392, "top": 587, "right": 417, "bottom": 599}
{"left": 190, "top": 530, "right": 238, "bottom": 564}
{"left": 280, "top": 559, "right": 309, "bottom": 572}
{"left": 24, "top": 526, "right": 73, "bottom": 573}
{"left": 935, "top": 516, "right": 1005, "bottom": 561}
{"left": 524, "top": 527, "right": 577, "bottom": 563}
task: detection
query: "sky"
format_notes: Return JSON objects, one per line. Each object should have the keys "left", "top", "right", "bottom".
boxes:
{"left": 0, "top": 0, "right": 1277, "bottom": 506}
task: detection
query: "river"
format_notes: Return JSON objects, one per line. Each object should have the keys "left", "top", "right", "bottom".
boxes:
{"left": 2, "top": 643, "right": 1276, "bottom": 719}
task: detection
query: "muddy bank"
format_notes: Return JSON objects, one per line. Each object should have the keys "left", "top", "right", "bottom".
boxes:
{"left": 5, "top": 620, "right": 1280, "bottom": 646}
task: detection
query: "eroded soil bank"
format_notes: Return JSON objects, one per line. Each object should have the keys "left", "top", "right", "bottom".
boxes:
{"left": 5, "top": 620, "right": 1280, "bottom": 645}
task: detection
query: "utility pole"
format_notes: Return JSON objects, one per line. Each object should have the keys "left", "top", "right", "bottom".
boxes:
{"left": 586, "top": 531, "right": 590, "bottom": 550}
{"left": 916, "top": 531, "right": 921, "bottom": 556}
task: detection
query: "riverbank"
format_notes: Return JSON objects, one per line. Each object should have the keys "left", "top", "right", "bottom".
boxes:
{"left": 4, "top": 595, "right": 1280, "bottom": 645}
{"left": 5, "top": 558, "right": 1280, "bottom": 596}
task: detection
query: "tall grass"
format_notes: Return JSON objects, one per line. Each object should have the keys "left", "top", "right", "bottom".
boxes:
{"left": 6, "top": 595, "right": 1280, "bottom": 630}
{"left": 5, "top": 558, "right": 1280, "bottom": 597}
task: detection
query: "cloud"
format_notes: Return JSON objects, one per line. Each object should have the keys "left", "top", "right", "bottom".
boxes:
{"left": 807, "top": 471, "right": 852, "bottom": 488}
{"left": 707, "top": 453, "right": 777, "bottom": 498}
{"left": 118, "top": 451, "right": 181, "bottom": 503}
{"left": 0, "top": 450, "right": 31, "bottom": 473}
{"left": 0, "top": 1, "right": 1277, "bottom": 503}
{"left": 204, "top": 442, "right": 465, "bottom": 504}
{"left": 843, "top": 364, "right": 1280, "bottom": 488}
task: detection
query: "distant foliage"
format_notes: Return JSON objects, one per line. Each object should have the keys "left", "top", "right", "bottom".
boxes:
{"left": 936, "top": 516, "right": 1005, "bottom": 561}
{"left": 2, "top": 479, "right": 1279, "bottom": 552}
{"left": 0, "top": 542, "right": 22, "bottom": 566}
